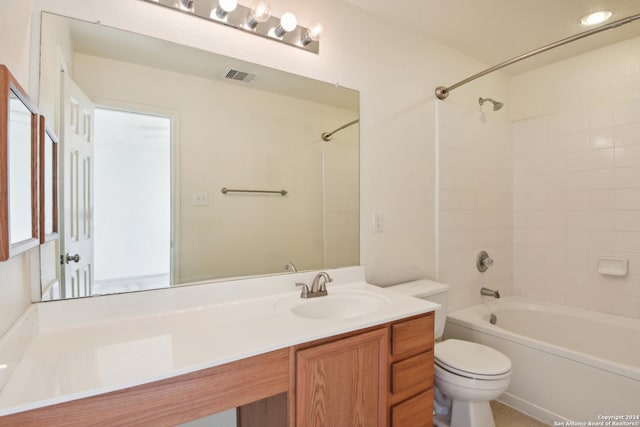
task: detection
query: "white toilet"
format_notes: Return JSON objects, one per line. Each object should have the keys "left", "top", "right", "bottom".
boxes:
{"left": 389, "top": 280, "right": 511, "bottom": 427}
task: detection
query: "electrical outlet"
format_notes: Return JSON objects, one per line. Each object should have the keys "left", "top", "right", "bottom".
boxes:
{"left": 192, "top": 192, "right": 209, "bottom": 206}
{"left": 372, "top": 212, "right": 384, "bottom": 233}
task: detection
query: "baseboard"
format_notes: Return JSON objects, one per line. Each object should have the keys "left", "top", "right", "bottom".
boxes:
{"left": 498, "top": 392, "right": 567, "bottom": 426}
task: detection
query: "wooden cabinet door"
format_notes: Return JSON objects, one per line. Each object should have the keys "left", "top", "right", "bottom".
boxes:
{"left": 295, "top": 328, "right": 388, "bottom": 427}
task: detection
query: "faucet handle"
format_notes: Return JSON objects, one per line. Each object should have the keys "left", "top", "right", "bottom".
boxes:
{"left": 296, "top": 282, "right": 310, "bottom": 298}
{"left": 477, "top": 251, "right": 494, "bottom": 272}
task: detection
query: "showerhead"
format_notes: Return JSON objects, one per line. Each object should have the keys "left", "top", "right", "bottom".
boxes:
{"left": 479, "top": 97, "right": 504, "bottom": 111}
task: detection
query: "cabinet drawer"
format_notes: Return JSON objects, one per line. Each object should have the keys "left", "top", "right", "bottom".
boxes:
{"left": 390, "top": 389, "right": 433, "bottom": 427}
{"left": 391, "top": 351, "right": 433, "bottom": 395}
{"left": 391, "top": 314, "right": 433, "bottom": 358}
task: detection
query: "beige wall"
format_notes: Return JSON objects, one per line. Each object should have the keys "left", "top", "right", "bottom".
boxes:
{"left": 0, "top": 0, "right": 35, "bottom": 335}
{"left": 510, "top": 35, "right": 640, "bottom": 319}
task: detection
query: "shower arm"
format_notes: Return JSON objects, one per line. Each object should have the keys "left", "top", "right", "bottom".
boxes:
{"left": 435, "top": 12, "right": 640, "bottom": 100}
{"left": 321, "top": 119, "right": 360, "bottom": 141}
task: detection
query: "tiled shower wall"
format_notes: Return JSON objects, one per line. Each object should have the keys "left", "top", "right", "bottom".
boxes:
{"left": 437, "top": 102, "right": 513, "bottom": 311}
{"left": 512, "top": 100, "right": 640, "bottom": 319}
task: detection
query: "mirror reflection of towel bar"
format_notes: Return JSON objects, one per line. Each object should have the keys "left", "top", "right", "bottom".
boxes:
{"left": 221, "top": 187, "right": 288, "bottom": 196}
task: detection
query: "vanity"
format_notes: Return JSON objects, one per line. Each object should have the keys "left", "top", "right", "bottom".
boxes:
{"left": 0, "top": 267, "right": 436, "bottom": 426}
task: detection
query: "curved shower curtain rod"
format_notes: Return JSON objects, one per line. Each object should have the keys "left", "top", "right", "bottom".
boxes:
{"left": 322, "top": 119, "right": 359, "bottom": 141}
{"left": 435, "top": 12, "right": 640, "bottom": 100}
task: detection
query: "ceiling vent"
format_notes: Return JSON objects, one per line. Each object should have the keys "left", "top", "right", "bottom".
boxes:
{"left": 224, "top": 69, "right": 257, "bottom": 83}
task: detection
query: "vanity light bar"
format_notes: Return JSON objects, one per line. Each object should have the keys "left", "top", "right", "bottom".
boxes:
{"left": 141, "top": 0, "right": 321, "bottom": 54}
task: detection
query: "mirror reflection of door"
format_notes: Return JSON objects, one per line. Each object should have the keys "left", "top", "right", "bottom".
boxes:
{"left": 60, "top": 71, "right": 95, "bottom": 298}
{"left": 59, "top": 72, "right": 172, "bottom": 298}
{"left": 92, "top": 108, "right": 171, "bottom": 295}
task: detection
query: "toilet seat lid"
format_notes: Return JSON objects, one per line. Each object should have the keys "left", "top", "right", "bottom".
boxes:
{"left": 435, "top": 339, "right": 511, "bottom": 377}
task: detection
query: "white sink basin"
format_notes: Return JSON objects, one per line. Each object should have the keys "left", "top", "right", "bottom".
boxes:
{"left": 277, "top": 289, "right": 391, "bottom": 320}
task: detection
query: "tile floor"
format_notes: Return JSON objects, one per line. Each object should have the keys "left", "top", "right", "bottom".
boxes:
{"left": 492, "top": 401, "right": 548, "bottom": 427}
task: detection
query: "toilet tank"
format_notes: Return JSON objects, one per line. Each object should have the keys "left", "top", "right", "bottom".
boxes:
{"left": 386, "top": 280, "right": 450, "bottom": 340}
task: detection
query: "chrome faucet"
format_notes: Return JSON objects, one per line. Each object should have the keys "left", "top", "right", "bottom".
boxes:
{"left": 480, "top": 287, "right": 500, "bottom": 299}
{"left": 284, "top": 261, "right": 298, "bottom": 273}
{"left": 311, "top": 272, "right": 332, "bottom": 294}
{"left": 296, "top": 272, "right": 332, "bottom": 298}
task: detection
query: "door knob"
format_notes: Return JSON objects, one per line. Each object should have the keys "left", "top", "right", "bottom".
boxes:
{"left": 65, "top": 253, "right": 81, "bottom": 264}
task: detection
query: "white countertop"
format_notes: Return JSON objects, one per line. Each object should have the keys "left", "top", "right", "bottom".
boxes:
{"left": 0, "top": 267, "right": 437, "bottom": 416}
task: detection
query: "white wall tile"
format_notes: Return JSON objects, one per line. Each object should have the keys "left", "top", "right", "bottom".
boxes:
{"left": 588, "top": 211, "right": 615, "bottom": 231}
{"left": 614, "top": 231, "right": 640, "bottom": 253}
{"left": 547, "top": 109, "right": 589, "bottom": 135}
{"left": 614, "top": 211, "right": 640, "bottom": 231}
{"left": 615, "top": 189, "right": 640, "bottom": 210}
{"left": 564, "top": 131, "right": 590, "bottom": 153}
{"left": 567, "top": 191, "right": 590, "bottom": 210}
{"left": 589, "top": 105, "right": 614, "bottom": 130}
{"left": 567, "top": 229, "right": 589, "bottom": 248}
{"left": 546, "top": 192, "right": 568, "bottom": 210}
{"left": 614, "top": 122, "right": 640, "bottom": 147}
{"left": 512, "top": 96, "right": 640, "bottom": 318}
{"left": 438, "top": 104, "right": 512, "bottom": 310}
{"left": 588, "top": 148, "right": 614, "bottom": 170}
{"left": 567, "top": 151, "right": 589, "bottom": 171}
{"left": 567, "top": 248, "right": 589, "bottom": 268}
{"left": 588, "top": 190, "right": 615, "bottom": 209}
{"left": 584, "top": 169, "right": 615, "bottom": 190}
{"left": 567, "top": 212, "right": 589, "bottom": 230}
{"left": 615, "top": 145, "right": 640, "bottom": 168}
{"left": 588, "top": 230, "right": 615, "bottom": 251}
{"left": 614, "top": 166, "right": 640, "bottom": 188}
{"left": 590, "top": 127, "right": 614, "bottom": 149}
{"left": 614, "top": 99, "right": 640, "bottom": 126}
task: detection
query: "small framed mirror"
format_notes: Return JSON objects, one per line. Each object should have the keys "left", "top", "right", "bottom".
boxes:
{"left": 0, "top": 65, "right": 39, "bottom": 261}
{"left": 39, "top": 116, "right": 59, "bottom": 243}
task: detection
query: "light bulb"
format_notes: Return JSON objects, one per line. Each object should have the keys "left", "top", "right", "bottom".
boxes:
{"left": 302, "top": 23, "right": 323, "bottom": 45}
{"left": 580, "top": 10, "right": 612, "bottom": 26}
{"left": 220, "top": 0, "right": 237, "bottom": 12}
{"left": 274, "top": 12, "right": 297, "bottom": 37}
{"left": 280, "top": 12, "right": 297, "bottom": 31}
{"left": 213, "top": 0, "right": 237, "bottom": 19}
{"left": 247, "top": 1, "right": 271, "bottom": 29}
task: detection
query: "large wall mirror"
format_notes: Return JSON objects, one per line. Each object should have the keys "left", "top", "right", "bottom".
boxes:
{"left": 38, "top": 13, "right": 360, "bottom": 301}
{"left": 0, "top": 65, "right": 39, "bottom": 262}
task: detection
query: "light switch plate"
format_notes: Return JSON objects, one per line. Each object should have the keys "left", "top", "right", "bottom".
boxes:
{"left": 193, "top": 192, "right": 209, "bottom": 206}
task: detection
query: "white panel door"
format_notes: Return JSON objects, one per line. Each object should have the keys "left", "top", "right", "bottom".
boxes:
{"left": 60, "top": 71, "right": 95, "bottom": 298}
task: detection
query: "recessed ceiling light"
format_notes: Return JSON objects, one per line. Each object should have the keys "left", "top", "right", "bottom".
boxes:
{"left": 580, "top": 10, "right": 613, "bottom": 26}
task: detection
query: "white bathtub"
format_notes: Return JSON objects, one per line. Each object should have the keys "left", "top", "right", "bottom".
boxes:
{"left": 444, "top": 297, "right": 640, "bottom": 425}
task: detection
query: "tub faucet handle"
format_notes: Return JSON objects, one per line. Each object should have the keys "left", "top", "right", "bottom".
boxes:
{"left": 477, "top": 251, "right": 494, "bottom": 272}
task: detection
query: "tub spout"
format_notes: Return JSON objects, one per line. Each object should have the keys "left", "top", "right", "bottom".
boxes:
{"left": 481, "top": 287, "right": 500, "bottom": 299}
